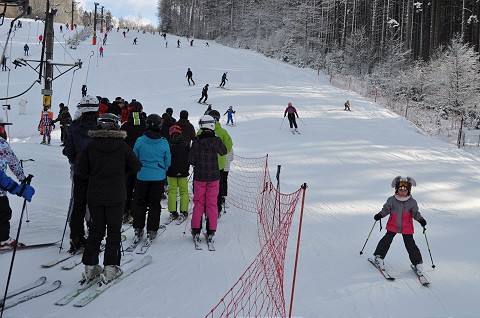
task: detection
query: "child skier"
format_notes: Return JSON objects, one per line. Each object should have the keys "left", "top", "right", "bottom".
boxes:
{"left": 38, "top": 106, "right": 54, "bottom": 145}
{"left": 189, "top": 115, "right": 227, "bottom": 242}
{"left": 372, "top": 176, "right": 427, "bottom": 275}
{"left": 224, "top": 106, "right": 236, "bottom": 126}
{"left": 166, "top": 125, "right": 190, "bottom": 223}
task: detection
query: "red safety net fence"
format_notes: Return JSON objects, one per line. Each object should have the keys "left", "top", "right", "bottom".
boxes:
{"left": 206, "top": 154, "right": 304, "bottom": 318}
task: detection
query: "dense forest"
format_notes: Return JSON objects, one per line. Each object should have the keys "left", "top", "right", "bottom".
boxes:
{"left": 158, "top": 0, "right": 480, "bottom": 147}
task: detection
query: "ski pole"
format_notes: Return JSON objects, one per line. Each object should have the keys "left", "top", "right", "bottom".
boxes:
{"left": 279, "top": 117, "right": 285, "bottom": 129}
{"left": 423, "top": 227, "right": 436, "bottom": 268}
{"left": 1, "top": 175, "right": 33, "bottom": 318}
{"left": 59, "top": 169, "right": 74, "bottom": 252}
{"left": 298, "top": 117, "right": 306, "bottom": 125}
{"left": 19, "top": 159, "right": 34, "bottom": 223}
{"left": 359, "top": 220, "right": 377, "bottom": 255}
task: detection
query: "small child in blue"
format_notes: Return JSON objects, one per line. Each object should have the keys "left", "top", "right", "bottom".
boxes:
{"left": 224, "top": 106, "right": 236, "bottom": 126}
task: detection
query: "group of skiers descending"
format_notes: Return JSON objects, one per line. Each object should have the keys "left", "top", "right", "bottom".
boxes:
{"left": 57, "top": 94, "right": 233, "bottom": 285}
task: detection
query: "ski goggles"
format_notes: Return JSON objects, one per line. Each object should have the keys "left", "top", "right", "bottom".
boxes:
{"left": 398, "top": 181, "right": 409, "bottom": 190}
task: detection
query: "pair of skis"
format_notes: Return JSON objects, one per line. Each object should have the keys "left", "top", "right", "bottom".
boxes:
{"left": 367, "top": 258, "right": 430, "bottom": 286}
{"left": 55, "top": 255, "right": 152, "bottom": 307}
{"left": 163, "top": 213, "right": 188, "bottom": 226}
{"left": 125, "top": 226, "right": 166, "bottom": 254}
{"left": 1, "top": 277, "right": 61, "bottom": 310}
{"left": 291, "top": 129, "right": 300, "bottom": 135}
{"left": 54, "top": 254, "right": 134, "bottom": 306}
{"left": 193, "top": 231, "right": 215, "bottom": 251}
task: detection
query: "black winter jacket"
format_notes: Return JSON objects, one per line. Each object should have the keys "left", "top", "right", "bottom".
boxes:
{"left": 76, "top": 130, "right": 142, "bottom": 206}
{"left": 167, "top": 136, "right": 190, "bottom": 178}
{"left": 63, "top": 119, "right": 98, "bottom": 174}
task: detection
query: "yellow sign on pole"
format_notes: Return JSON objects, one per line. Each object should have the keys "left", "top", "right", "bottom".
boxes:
{"left": 43, "top": 95, "right": 51, "bottom": 107}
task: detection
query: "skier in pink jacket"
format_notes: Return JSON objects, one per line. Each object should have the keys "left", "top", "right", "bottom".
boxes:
{"left": 372, "top": 176, "right": 427, "bottom": 275}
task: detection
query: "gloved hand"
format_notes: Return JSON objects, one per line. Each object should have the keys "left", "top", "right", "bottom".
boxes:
{"left": 11, "top": 183, "right": 35, "bottom": 202}
{"left": 374, "top": 213, "right": 382, "bottom": 221}
{"left": 419, "top": 218, "right": 427, "bottom": 227}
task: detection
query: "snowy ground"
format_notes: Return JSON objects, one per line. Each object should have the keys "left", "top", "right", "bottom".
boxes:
{"left": 1, "top": 19, "right": 480, "bottom": 317}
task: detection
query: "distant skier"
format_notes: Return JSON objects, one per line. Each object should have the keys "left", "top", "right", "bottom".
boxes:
{"left": 177, "top": 39, "right": 181, "bottom": 48}
{"left": 186, "top": 68, "right": 195, "bottom": 86}
{"left": 224, "top": 106, "right": 235, "bottom": 126}
{"left": 189, "top": 115, "right": 227, "bottom": 243}
{"left": 133, "top": 38, "right": 137, "bottom": 45}
{"left": 219, "top": 72, "right": 228, "bottom": 88}
{"left": 198, "top": 84, "right": 209, "bottom": 104}
{"left": 38, "top": 106, "right": 54, "bottom": 145}
{"left": 23, "top": 44, "right": 29, "bottom": 56}
{"left": 284, "top": 102, "right": 299, "bottom": 134}
{"left": 344, "top": 100, "right": 351, "bottom": 111}
{"left": 99, "top": 46, "right": 104, "bottom": 57}
{"left": 190, "top": 39, "right": 194, "bottom": 46}
{"left": 38, "top": 34, "right": 43, "bottom": 44}
{"left": 81, "top": 85, "right": 87, "bottom": 97}
{"left": 372, "top": 176, "right": 427, "bottom": 276}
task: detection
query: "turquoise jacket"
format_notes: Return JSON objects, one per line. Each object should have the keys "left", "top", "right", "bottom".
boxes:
{"left": 133, "top": 131, "right": 171, "bottom": 181}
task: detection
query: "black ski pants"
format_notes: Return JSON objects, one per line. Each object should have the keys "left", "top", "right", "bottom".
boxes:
{"left": 374, "top": 231, "right": 423, "bottom": 265}
{"left": 82, "top": 203, "right": 123, "bottom": 266}
{"left": 188, "top": 77, "right": 195, "bottom": 85}
{"left": 124, "top": 171, "right": 136, "bottom": 217}
{"left": 132, "top": 179, "right": 164, "bottom": 232}
{"left": 70, "top": 174, "right": 89, "bottom": 241}
{"left": 0, "top": 196, "right": 12, "bottom": 242}
{"left": 198, "top": 93, "right": 208, "bottom": 103}
{"left": 287, "top": 114, "right": 298, "bottom": 129}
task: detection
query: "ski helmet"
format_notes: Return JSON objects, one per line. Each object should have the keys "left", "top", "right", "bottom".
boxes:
{"left": 198, "top": 115, "right": 215, "bottom": 130}
{"left": 209, "top": 110, "right": 221, "bottom": 121}
{"left": 97, "top": 113, "right": 120, "bottom": 131}
{"left": 146, "top": 113, "right": 162, "bottom": 131}
{"left": 78, "top": 95, "right": 99, "bottom": 113}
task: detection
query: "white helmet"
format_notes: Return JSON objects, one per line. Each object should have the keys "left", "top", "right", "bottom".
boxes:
{"left": 198, "top": 115, "right": 215, "bottom": 130}
{"left": 77, "top": 95, "right": 99, "bottom": 113}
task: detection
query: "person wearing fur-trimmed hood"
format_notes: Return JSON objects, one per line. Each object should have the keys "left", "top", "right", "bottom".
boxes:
{"left": 77, "top": 113, "right": 141, "bottom": 284}
{"left": 372, "top": 176, "right": 427, "bottom": 275}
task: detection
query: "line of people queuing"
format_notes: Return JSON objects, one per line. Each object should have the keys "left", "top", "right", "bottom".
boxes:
{"left": 62, "top": 94, "right": 233, "bottom": 284}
